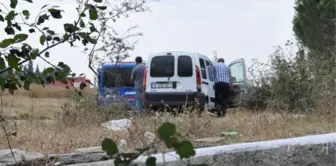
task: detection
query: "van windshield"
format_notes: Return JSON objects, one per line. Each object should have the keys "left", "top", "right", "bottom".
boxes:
{"left": 103, "top": 68, "right": 134, "bottom": 87}
{"left": 150, "top": 56, "right": 175, "bottom": 77}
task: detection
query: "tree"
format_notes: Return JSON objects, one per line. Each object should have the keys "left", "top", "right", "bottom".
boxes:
{"left": 292, "top": 0, "right": 335, "bottom": 53}
{"left": 0, "top": 1, "right": 198, "bottom": 165}
{"left": 35, "top": 65, "right": 41, "bottom": 76}
{"left": 0, "top": 0, "right": 146, "bottom": 93}
{"left": 292, "top": 0, "right": 335, "bottom": 92}
{"left": 27, "top": 60, "right": 34, "bottom": 74}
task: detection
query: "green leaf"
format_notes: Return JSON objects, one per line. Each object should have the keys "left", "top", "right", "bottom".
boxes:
{"left": 96, "top": 6, "right": 107, "bottom": 10}
{"left": 164, "top": 137, "right": 178, "bottom": 149}
{"left": 93, "top": 0, "right": 103, "bottom": 3}
{"left": 89, "top": 25, "right": 97, "bottom": 32}
{"left": 12, "top": 23, "right": 21, "bottom": 31}
{"left": 0, "top": 39, "right": 14, "bottom": 48}
{"left": 10, "top": 0, "right": 18, "bottom": 9}
{"left": 28, "top": 28, "right": 35, "bottom": 33}
{"left": 82, "top": 39, "right": 88, "bottom": 46}
{"left": 80, "top": 13, "right": 86, "bottom": 17}
{"left": 146, "top": 157, "right": 156, "bottom": 166}
{"left": 24, "top": 0, "right": 33, "bottom": 3}
{"left": 158, "top": 122, "right": 176, "bottom": 140}
{"left": 78, "top": 32, "right": 97, "bottom": 44}
{"left": 20, "top": 75, "right": 26, "bottom": 81}
{"left": 89, "top": 8, "right": 98, "bottom": 20}
{"left": 48, "top": 8, "right": 62, "bottom": 19}
{"left": 13, "top": 34, "right": 28, "bottom": 43}
{"left": 40, "top": 35, "right": 46, "bottom": 45}
{"left": 79, "top": 19, "right": 85, "bottom": 27}
{"left": 30, "top": 48, "right": 39, "bottom": 59}
{"left": 41, "top": 4, "right": 48, "bottom": 9}
{"left": 46, "top": 35, "right": 52, "bottom": 41}
{"left": 46, "top": 75, "right": 55, "bottom": 84}
{"left": 45, "top": 51, "right": 50, "bottom": 58}
{"left": 4, "top": 26, "right": 15, "bottom": 35}
{"left": 0, "top": 15, "right": 4, "bottom": 22}
{"left": 0, "top": 57, "right": 6, "bottom": 69}
{"left": 7, "top": 54, "right": 19, "bottom": 69}
{"left": 114, "top": 157, "right": 122, "bottom": 166}
{"left": 23, "top": 81, "right": 30, "bottom": 90}
{"left": 37, "top": 16, "right": 45, "bottom": 25}
{"left": 79, "top": 82, "right": 86, "bottom": 90}
{"left": 44, "top": 67, "right": 54, "bottom": 74}
{"left": 63, "top": 33, "right": 69, "bottom": 40}
{"left": 174, "top": 140, "right": 196, "bottom": 159}
{"left": 53, "top": 37, "right": 61, "bottom": 42}
{"left": 22, "top": 10, "right": 30, "bottom": 17}
{"left": 5, "top": 11, "right": 16, "bottom": 21}
{"left": 101, "top": 138, "right": 118, "bottom": 156}
{"left": 63, "top": 23, "right": 80, "bottom": 33}
{"left": 46, "top": 30, "right": 55, "bottom": 35}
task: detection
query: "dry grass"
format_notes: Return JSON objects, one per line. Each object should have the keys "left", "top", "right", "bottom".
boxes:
{"left": 0, "top": 87, "right": 335, "bottom": 155}
{"left": 1, "top": 85, "right": 96, "bottom": 99}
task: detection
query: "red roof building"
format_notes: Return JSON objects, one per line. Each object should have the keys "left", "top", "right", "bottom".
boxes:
{"left": 51, "top": 76, "right": 91, "bottom": 88}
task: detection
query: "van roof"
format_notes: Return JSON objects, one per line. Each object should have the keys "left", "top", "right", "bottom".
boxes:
{"left": 149, "top": 51, "right": 208, "bottom": 57}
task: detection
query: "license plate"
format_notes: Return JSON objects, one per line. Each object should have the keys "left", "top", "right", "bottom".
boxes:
{"left": 152, "top": 82, "right": 172, "bottom": 89}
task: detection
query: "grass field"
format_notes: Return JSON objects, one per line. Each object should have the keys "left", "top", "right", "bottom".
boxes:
{"left": 0, "top": 86, "right": 335, "bottom": 154}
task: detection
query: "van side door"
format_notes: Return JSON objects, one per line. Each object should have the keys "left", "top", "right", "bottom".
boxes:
{"left": 228, "top": 58, "right": 247, "bottom": 85}
{"left": 228, "top": 58, "right": 247, "bottom": 106}
{"left": 205, "top": 60, "right": 216, "bottom": 108}
{"left": 198, "top": 58, "right": 212, "bottom": 107}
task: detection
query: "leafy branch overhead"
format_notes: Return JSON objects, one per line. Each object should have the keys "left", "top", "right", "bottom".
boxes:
{"left": 0, "top": 0, "right": 148, "bottom": 94}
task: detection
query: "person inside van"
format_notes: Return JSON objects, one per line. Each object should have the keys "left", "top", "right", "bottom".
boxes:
{"left": 213, "top": 58, "right": 232, "bottom": 117}
{"left": 131, "top": 56, "right": 146, "bottom": 113}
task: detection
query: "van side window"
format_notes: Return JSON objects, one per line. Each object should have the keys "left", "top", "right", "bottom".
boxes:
{"left": 205, "top": 60, "right": 214, "bottom": 81}
{"left": 150, "top": 56, "right": 175, "bottom": 77}
{"left": 178, "top": 55, "right": 192, "bottom": 77}
{"left": 199, "top": 58, "right": 207, "bottom": 79}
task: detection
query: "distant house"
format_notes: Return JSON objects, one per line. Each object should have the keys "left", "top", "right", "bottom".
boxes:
{"left": 51, "top": 76, "right": 91, "bottom": 88}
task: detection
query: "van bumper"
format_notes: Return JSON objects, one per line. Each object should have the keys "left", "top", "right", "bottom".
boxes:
{"left": 144, "top": 92, "right": 206, "bottom": 107}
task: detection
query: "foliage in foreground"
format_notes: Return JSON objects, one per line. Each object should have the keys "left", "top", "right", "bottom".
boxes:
{"left": 102, "top": 122, "right": 203, "bottom": 166}
{"left": 0, "top": 0, "right": 200, "bottom": 165}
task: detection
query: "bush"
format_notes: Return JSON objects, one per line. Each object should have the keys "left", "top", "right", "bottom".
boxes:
{"left": 238, "top": 41, "right": 335, "bottom": 113}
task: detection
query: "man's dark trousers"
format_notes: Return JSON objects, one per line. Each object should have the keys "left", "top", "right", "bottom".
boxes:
{"left": 214, "top": 82, "right": 230, "bottom": 117}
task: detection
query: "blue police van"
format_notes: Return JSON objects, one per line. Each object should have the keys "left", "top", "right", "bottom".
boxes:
{"left": 97, "top": 62, "right": 140, "bottom": 109}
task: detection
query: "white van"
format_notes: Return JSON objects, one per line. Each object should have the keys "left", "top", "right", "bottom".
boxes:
{"left": 143, "top": 51, "right": 247, "bottom": 110}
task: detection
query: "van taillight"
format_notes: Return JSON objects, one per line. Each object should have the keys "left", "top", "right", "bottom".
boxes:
{"left": 195, "top": 65, "right": 201, "bottom": 90}
{"left": 143, "top": 67, "right": 147, "bottom": 91}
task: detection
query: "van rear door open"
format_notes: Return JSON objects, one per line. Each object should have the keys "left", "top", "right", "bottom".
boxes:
{"left": 148, "top": 54, "right": 196, "bottom": 93}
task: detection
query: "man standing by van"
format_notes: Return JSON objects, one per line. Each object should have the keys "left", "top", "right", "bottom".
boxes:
{"left": 131, "top": 56, "right": 146, "bottom": 113}
{"left": 213, "top": 58, "right": 232, "bottom": 117}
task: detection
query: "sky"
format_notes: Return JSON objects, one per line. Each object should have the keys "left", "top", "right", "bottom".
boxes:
{"left": 0, "top": 0, "right": 296, "bottom": 82}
